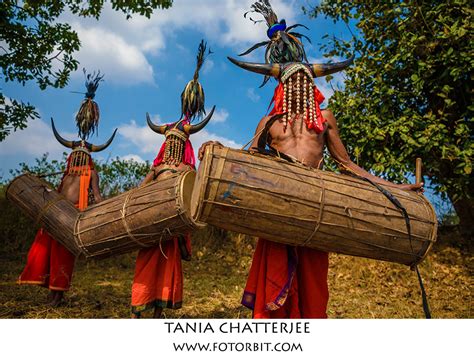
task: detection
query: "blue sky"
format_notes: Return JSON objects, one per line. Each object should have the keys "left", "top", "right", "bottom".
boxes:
{"left": 1, "top": 0, "right": 354, "bottom": 178}
{"left": 0, "top": 0, "right": 452, "bottom": 218}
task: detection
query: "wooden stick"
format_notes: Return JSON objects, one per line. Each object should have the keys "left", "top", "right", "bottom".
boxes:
{"left": 416, "top": 158, "right": 422, "bottom": 184}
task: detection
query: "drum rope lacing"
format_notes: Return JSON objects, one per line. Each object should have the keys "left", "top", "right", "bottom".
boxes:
{"left": 120, "top": 189, "right": 150, "bottom": 248}
{"left": 74, "top": 212, "right": 90, "bottom": 257}
{"left": 76, "top": 183, "right": 174, "bottom": 254}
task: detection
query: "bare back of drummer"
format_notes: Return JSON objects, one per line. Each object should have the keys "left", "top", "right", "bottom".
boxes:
{"left": 60, "top": 170, "right": 102, "bottom": 205}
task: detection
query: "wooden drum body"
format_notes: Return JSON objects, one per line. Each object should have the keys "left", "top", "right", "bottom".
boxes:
{"left": 6, "top": 174, "right": 82, "bottom": 255}
{"left": 7, "top": 171, "right": 200, "bottom": 258}
{"left": 76, "top": 170, "right": 198, "bottom": 258}
{"left": 191, "top": 145, "right": 437, "bottom": 266}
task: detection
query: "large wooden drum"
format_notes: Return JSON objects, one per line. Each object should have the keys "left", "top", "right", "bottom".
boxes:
{"left": 6, "top": 174, "right": 81, "bottom": 255}
{"left": 7, "top": 171, "right": 200, "bottom": 258}
{"left": 75, "top": 170, "right": 198, "bottom": 258}
{"left": 191, "top": 145, "right": 437, "bottom": 266}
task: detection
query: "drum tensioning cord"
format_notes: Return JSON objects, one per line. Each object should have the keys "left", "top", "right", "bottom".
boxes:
{"left": 255, "top": 116, "right": 432, "bottom": 319}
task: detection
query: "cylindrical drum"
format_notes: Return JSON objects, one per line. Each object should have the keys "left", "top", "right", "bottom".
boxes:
{"left": 75, "top": 170, "right": 199, "bottom": 258}
{"left": 6, "top": 174, "right": 82, "bottom": 255}
{"left": 191, "top": 145, "right": 438, "bottom": 266}
{"left": 7, "top": 171, "right": 200, "bottom": 258}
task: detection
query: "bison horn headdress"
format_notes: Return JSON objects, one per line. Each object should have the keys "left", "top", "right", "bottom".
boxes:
{"left": 51, "top": 69, "right": 117, "bottom": 175}
{"left": 147, "top": 40, "right": 215, "bottom": 167}
{"left": 228, "top": 0, "right": 354, "bottom": 133}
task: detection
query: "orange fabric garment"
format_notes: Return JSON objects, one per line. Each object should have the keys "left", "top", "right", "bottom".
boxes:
{"left": 77, "top": 167, "right": 91, "bottom": 210}
{"left": 131, "top": 236, "right": 189, "bottom": 314}
{"left": 242, "top": 239, "right": 329, "bottom": 319}
{"left": 18, "top": 171, "right": 91, "bottom": 291}
{"left": 18, "top": 228, "right": 76, "bottom": 291}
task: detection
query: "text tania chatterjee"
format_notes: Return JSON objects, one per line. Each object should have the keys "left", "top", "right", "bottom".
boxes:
{"left": 165, "top": 321, "right": 311, "bottom": 334}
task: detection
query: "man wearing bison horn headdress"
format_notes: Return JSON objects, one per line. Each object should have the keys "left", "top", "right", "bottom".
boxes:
{"left": 199, "top": 0, "right": 423, "bottom": 319}
{"left": 131, "top": 40, "right": 215, "bottom": 319}
{"left": 18, "top": 70, "right": 117, "bottom": 306}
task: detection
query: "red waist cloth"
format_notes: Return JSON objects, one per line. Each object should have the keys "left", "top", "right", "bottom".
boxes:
{"left": 242, "top": 239, "right": 329, "bottom": 319}
{"left": 18, "top": 171, "right": 91, "bottom": 291}
{"left": 18, "top": 228, "right": 75, "bottom": 291}
{"left": 131, "top": 235, "right": 191, "bottom": 314}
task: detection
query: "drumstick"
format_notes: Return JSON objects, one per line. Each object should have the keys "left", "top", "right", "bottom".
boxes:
{"left": 416, "top": 158, "right": 422, "bottom": 185}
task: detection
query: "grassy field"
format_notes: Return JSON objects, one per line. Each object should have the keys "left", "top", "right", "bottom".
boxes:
{"left": 0, "top": 191, "right": 471, "bottom": 319}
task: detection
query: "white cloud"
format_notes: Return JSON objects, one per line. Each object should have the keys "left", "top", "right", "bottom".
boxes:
{"left": 202, "top": 59, "right": 214, "bottom": 74}
{"left": 0, "top": 118, "right": 76, "bottom": 158}
{"left": 208, "top": 107, "right": 229, "bottom": 123}
{"left": 189, "top": 130, "right": 241, "bottom": 151}
{"left": 71, "top": 23, "right": 154, "bottom": 85}
{"left": 247, "top": 87, "right": 261, "bottom": 103}
{"left": 61, "top": 0, "right": 297, "bottom": 85}
{"left": 117, "top": 119, "right": 241, "bottom": 158}
{"left": 118, "top": 119, "right": 164, "bottom": 154}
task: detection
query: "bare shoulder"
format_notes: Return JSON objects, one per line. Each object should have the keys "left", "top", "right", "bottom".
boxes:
{"left": 258, "top": 115, "right": 271, "bottom": 126}
{"left": 91, "top": 169, "right": 100, "bottom": 179}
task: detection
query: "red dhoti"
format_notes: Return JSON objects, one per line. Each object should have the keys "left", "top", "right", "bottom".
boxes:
{"left": 131, "top": 235, "right": 191, "bottom": 315}
{"left": 18, "top": 228, "right": 75, "bottom": 291}
{"left": 242, "top": 239, "right": 329, "bottom": 319}
{"left": 18, "top": 171, "right": 91, "bottom": 292}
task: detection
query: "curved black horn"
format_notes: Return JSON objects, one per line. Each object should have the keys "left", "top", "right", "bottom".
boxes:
{"left": 146, "top": 112, "right": 167, "bottom": 134}
{"left": 90, "top": 129, "right": 117, "bottom": 152}
{"left": 310, "top": 55, "right": 355, "bottom": 77}
{"left": 227, "top": 57, "right": 280, "bottom": 78}
{"left": 51, "top": 118, "right": 73, "bottom": 149}
{"left": 185, "top": 106, "right": 216, "bottom": 135}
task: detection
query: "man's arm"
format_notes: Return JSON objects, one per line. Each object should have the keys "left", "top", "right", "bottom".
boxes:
{"left": 324, "top": 110, "right": 423, "bottom": 192}
{"left": 249, "top": 116, "right": 270, "bottom": 151}
{"left": 140, "top": 169, "right": 156, "bottom": 187}
{"left": 91, "top": 170, "right": 103, "bottom": 203}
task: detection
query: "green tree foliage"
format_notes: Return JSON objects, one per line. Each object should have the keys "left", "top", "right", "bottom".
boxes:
{"left": 6, "top": 152, "right": 150, "bottom": 197}
{"left": 306, "top": 1, "right": 473, "bottom": 234}
{"left": 96, "top": 157, "right": 150, "bottom": 197}
{"left": 0, "top": 0, "right": 173, "bottom": 141}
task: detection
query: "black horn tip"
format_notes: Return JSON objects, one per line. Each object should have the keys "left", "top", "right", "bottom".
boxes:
{"left": 227, "top": 56, "right": 240, "bottom": 65}
{"left": 50, "top": 117, "right": 73, "bottom": 149}
{"left": 188, "top": 105, "right": 216, "bottom": 135}
{"left": 90, "top": 128, "right": 117, "bottom": 152}
{"left": 146, "top": 112, "right": 167, "bottom": 134}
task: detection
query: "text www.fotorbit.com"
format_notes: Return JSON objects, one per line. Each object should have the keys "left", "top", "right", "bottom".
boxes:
{"left": 173, "top": 342, "right": 303, "bottom": 352}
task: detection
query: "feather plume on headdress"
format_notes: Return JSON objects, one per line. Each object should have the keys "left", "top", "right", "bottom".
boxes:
{"left": 181, "top": 40, "right": 212, "bottom": 121}
{"left": 76, "top": 69, "right": 104, "bottom": 140}
{"left": 241, "top": 0, "right": 311, "bottom": 87}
